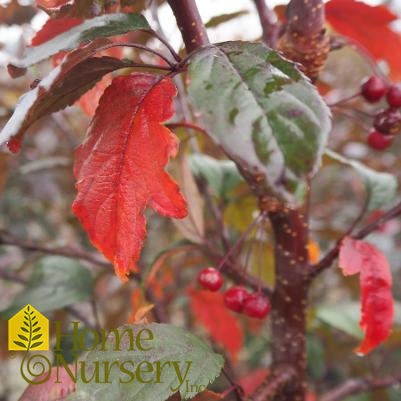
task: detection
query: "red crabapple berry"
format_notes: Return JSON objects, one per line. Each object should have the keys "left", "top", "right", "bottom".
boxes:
{"left": 198, "top": 267, "right": 223, "bottom": 291}
{"left": 243, "top": 294, "right": 271, "bottom": 319}
{"left": 386, "top": 84, "right": 401, "bottom": 108}
{"left": 373, "top": 108, "right": 401, "bottom": 136}
{"left": 367, "top": 130, "right": 394, "bottom": 151}
{"left": 361, "top": 76, "right": 387, "bottom": 103}
{"left": 223, "top": 286, "right": 250, "bottom": 313}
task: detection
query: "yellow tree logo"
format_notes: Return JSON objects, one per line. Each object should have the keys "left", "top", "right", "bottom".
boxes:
{"left": 8, "top": 304, "right": 49, "bottom": 351}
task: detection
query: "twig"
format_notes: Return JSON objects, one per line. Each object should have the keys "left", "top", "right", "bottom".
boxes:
{"left": 0, "top": 231, "right": 110, "bottom": 269}
{"left": 320, "top": 373, "right": 401, "bottom": 401}
{"left": 250, "top": 365, "right": 297, "bottom": 401}
{"left": 253, "top": 0, "right": 279, "bottom": 48}
{"left": 311, "top": 199, "right": 401, "bottom": 276}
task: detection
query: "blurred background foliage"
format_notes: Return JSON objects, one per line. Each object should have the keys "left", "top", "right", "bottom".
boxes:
{"left": 0, "top": 1, "right": 401, "bottom": 400}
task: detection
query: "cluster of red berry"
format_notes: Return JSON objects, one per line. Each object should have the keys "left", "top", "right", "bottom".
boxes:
{"left": 197, "top": 267, "right": 270, "bottom": 319}
{"left": 361, "top": 76, "right": 401, "bottom": 150}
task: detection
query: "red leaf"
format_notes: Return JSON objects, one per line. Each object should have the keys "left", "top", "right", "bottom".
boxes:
{"left": 18, "top": 365, "right": 75, "bottom": 401}
{"left": 326, "top": 0, "right": 401, "bottom": 80}
{"left": 36, "top": 0, "right": 69, "bottom": 9}
{"left": 237, "top": 368, "right": 269, "bottom": 396}
{"left": 78, "top": 74, "right": 112, "bottom": 116}
{"left": 73, "top": 73, "right": 187, "bottom": 280}
{"left": 339, "top": 236, "right": 394, "bottom": 354}
{"left": 31, "top": 18, "right": 83, "bottom": 46}
{"left": 187, "top": 287, "right": 243, "bottom": 359}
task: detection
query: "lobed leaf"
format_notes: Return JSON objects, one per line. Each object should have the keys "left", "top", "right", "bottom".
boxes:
{"left": 72, "top": 73, "right": 187, "bottom": 280}
{"left": 325, "top": 150, "right": 398, "bottom": 210}
{"left": 339, "top": 236, "right": 394, "bottom": 354}
{"left": 8, "top": 13, "right": 149, "bottom": 76}
{"left": 188, "top": 41, "right": 331, "bottom": 205}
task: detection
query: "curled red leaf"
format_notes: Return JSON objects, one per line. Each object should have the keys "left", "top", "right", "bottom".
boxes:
{"left": 73, "top": 73, "right": 187, "bottom": 280}
{"left": 339, "top": 236, "right": 394, "bottom": 354}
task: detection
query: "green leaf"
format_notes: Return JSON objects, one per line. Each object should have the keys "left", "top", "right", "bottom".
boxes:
{"left": 8, "top": 13, "right": 149, "bottom": 75}
{"left": 1, "top": 256, "right": 93, "bottom": 318}
{"left": 189, "top": 154, "right": 242, "bottom": 198}
{"left": 21, "top": 327, "right": 29, "bottom": 333}
{"left": 18, "top": 334, "right": 29, "bottom": 342}
{"left": 69, "top": 323, "right": 224, "bottom": 401}
{"left": 13, "top": 341, "right": 27, "bottom": 349}
{"left": 32, "top": 327, "right": 40, "bottom": 333}
{"left": 205, "top": 11, "right": 249, "bottom": 28}
{"left": 32, "top": 334, "right": 42, "bottom": 341}
{"left": 325, "top": 150, "right": 398, "bottom": 210}
{"left": 316, "top": 302, "right": 363, "bottom": 339}
{"left": 188, "top": 41, "right": 331, "bottom": 204}
{"left": 31, "top": 342, "right": 44, "bottom": 349}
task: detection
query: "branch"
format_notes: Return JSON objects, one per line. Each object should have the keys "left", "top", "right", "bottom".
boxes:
{"left": 167, "top": 0, "right": 209, "bottom": 53}
{"left": 0, "top": 231, "right": 110, "bottom": 269}
{"left": 320, "top": 373, "right": 401, "bottom": 401}
{"left": 277, "top": 0, "right": 330, "bottom": 81}
{"left": 249, "top": 365, "right": 297, "bottom": 401}
{"left": 253, "top": 0, "right": 279, "bottom": 48}
{"left": 310, "top": 199, "right": 401, "bottom": 277}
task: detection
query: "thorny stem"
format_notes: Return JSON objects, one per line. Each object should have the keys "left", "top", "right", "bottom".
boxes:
{"left": 320, "top": 373, "right": 401, "bottom": 401}
{"left": 253, "top": 0, "right": 280, "bottom": 48}
{"left": 167, "top": 0, "right": 210, "bottom": 53}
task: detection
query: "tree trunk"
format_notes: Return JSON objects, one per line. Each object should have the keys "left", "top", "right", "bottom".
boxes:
{"left": 269, "top": 209, "right": 309, "bottom": 401}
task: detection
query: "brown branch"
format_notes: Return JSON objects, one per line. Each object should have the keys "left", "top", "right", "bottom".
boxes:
{"left": 310, "top": 199, "right": 401, "bottom": 277}
{"left": 167, "top": 0, "right": 210, "bottom": 53}
{"left": 253, "top": 0, "right": 279, "bottom": 48}
{"left": 320, "top": 373, "right": 401, "bottom": 401}
{"left": 250, "top": 365, "right": 297, "bottom": 401}
{"left": 277, "top": 0, "right": 329, "bottom": 81}
{"left": 0, "top": 231, "right": 110, "bottom": 269}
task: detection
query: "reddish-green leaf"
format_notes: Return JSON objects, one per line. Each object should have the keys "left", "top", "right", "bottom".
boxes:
{"left": 72, "top": 73, "right": 187, "bottom": 280}
{"left": 326, "top": 0, "right": 401, "bottom": 80}
{"left": 0, "top": 40, "right": 138, "bottom": 150}
{"left": 339, "top": 236, "right": 394, "bottom": 354}
{"left": 187, "top": 287, "right": 243, "bottom": 359}
{"left": 8, "top": 13, "right": 149, "bottom": 75}
{"left": 31, "top": 18, "right": 83, "bottom": 46}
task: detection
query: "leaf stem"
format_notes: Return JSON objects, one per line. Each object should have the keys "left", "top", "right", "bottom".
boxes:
{"left": 97, "top": 42, "right": 176, "bottom": 68}
{"left": 141, "top": 29, "right": 182, "bottom": 62}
